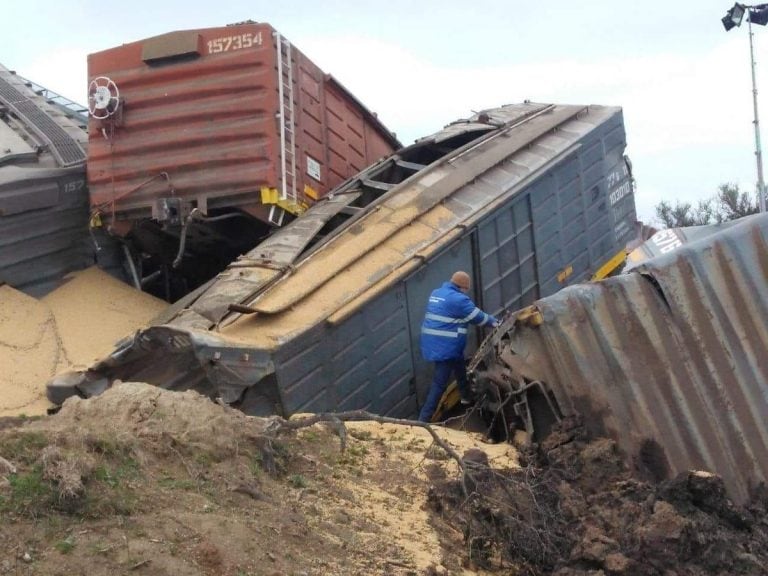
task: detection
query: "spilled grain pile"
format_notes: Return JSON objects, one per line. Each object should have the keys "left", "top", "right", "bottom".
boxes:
{"left": 0, "top": 268, "right": 165, "bottom": 417}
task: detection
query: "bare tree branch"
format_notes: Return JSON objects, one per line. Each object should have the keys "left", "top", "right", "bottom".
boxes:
{"left": 267, "top": 409, "right": 467, "bottom": 476}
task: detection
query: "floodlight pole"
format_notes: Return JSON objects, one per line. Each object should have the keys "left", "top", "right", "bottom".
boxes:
{"left": 747, "top": 16, "right": 767, "bottom": 212}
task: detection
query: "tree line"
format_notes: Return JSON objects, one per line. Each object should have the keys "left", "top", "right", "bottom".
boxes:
{"left": 655, "top": 183, "right": 760, "bottom": 228}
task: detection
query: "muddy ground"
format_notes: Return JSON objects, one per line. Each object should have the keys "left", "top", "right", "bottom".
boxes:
{"left": 0, "top": 384, "right": 766, "bottom": 575}
{"left": 428, "top": 417, "right": 768, "bottom": 575}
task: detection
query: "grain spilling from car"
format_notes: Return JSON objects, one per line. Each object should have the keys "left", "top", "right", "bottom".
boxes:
{"left": 0, "top": 267, "right": 165, "bottom": 416}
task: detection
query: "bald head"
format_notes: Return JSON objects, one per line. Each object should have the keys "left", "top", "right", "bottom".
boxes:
{"left": 451, "top": 271, "right": 471, "bottom": 291}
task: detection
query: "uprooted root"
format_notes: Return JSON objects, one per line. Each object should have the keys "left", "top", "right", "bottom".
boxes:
{"left": 426, "top": 415, "right": 768, "bottom": 575}
{"left": 267, "top": 410, "right": 468, "bottom": 482}
{"left": 427, "top": 451, "right": 568, "bottom": 573}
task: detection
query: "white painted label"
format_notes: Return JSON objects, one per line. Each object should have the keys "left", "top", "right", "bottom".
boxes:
{"left": 606, "top": 164, "right": 628, "bottom": 187}
{"left": 607, "top": 163, "right": 633, "bottom": 206}
{"left": 63, "top": 180, "right": 86, "bottom": 194}
{"left": 651, "top": 229, "right": 683, "bottom": 253}
{"left": 609, "top": 181, "right": 632, "bottom": 206}
{"left": 207, "top": 31, "right": 263, "bottom": 54}
{"left": 307, "top": 156, "right": 321, "bottom": 181}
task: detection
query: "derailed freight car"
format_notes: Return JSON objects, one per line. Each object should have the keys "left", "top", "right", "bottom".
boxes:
{"left": 0, "top": 64, "right": 90, "bottom": 296}
{"left": 51, "top": 102, "right": 637, "bottom": 418}
{"left": 86, "top": 22, "right": 400, "bottom": 297}
{"left": 469, "top": 214, "right": 768, "bottom": 504}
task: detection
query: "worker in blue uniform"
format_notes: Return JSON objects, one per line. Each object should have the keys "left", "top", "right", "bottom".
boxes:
{"left": 418, "top": 270, "right": 499, "bottom": 422}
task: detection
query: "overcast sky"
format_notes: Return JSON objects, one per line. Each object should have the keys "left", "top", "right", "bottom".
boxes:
{"left": 2, "top": 0, "right": 763, "bottom": 222}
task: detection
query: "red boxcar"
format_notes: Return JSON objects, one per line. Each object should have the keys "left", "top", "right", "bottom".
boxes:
{"left": 87, "top": 22, "right": 400, "bottom": 230}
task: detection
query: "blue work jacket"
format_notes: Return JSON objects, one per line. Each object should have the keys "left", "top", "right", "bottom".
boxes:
{"left": 420, "top": 281, "right": 497, "bottom": 361}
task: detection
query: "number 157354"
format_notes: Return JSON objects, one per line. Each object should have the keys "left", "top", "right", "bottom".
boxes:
{"left": 207, "top": 32, "right": 263, "bottom": 54}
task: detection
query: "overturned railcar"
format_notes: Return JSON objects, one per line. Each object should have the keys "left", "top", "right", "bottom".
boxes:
{"left": 57, "top": 102, "right": 637, "bottom": 418}
{"left": 0, "top": 64, "right": 90, "bottom": 296}
{"left": 471, "top": 214, "right": 768, "bottom": 504}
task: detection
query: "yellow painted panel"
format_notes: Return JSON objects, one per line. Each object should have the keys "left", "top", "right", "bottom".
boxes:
{"left": 260, "top": 187, "right": 279, "bottom": 205}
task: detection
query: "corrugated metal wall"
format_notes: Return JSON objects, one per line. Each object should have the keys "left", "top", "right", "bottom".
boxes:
{"left": 473, "top": 110, "right": 632, "bottom": 316}
{"left": 275, "top": 285, "right": 417, "bottom": 418}
{"left": 0, "top": 172, "right": 91, "bottom": 296}
{"left": 503, "top": 214, "right": 768, "bottom": 503}
{"left": 477, "top": 193, "right": 537, "bottom": 317}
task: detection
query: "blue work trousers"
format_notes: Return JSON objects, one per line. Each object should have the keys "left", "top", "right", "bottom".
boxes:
{"left": 418, "top": 357, "right": 470, "bottom": 422}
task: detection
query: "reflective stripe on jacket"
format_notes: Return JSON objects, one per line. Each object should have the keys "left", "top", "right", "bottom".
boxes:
{"left": 420, "top": 281, "right": 497, "bottom": 361}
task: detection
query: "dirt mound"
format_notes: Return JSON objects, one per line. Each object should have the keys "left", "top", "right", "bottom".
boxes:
{"left": 0, "top": 269, "right": 165, "bottom": 417}
{"left": 3, "top": 387, "right": 765, "bottom": 575}
{"left": 0, "top": 383, "right": 509, "bottom": 575}
{"left": 427, "top": 415, "right": 768, "bottom": 575}
{"left": 45, "top": 382, "right": 271, "bottom": 457}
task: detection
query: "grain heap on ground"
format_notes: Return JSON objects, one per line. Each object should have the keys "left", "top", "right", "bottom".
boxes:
{"left": 0, "top": 268, "right": 166, "bottom": 417}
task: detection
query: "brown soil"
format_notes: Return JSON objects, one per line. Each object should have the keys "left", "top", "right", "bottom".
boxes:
{"left": 0, "top": 384, "right": 505, "bottom": 576}
{"left": 427, "top": 415, "right": 768, "bottom": 575}
{"left": 0, "top": 387, "right": 766, "bottom": 576}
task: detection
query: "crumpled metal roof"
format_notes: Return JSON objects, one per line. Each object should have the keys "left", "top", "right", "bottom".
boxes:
{"left": 492, "top": 213, "right": 768, "bottom": 503}
{"left": 624, "top": 219, "right": 744, "bottom": 270}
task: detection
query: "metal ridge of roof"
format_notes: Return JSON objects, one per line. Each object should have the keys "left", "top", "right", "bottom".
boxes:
{"left": 497, "top": 212, "right": 768, "bottom": 504}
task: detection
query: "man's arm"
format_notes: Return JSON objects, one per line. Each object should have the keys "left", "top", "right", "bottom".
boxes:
{"left": 455, "top": 294, "right": 497, "bottom": 327}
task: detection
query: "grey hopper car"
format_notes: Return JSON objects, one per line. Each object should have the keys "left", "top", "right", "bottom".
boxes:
{"left": 51, "top": 102, "right": 637, "bottom": 419}
{"left": 0, "top": 64, "right": 90, "bottom": 296}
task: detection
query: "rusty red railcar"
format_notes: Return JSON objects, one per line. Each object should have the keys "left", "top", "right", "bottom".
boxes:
{"left": 86, "top": 22, "right": 400, "bottom": 299}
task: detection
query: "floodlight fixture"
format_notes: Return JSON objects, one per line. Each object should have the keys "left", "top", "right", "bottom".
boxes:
{"left": 723, "top": 14, "right": 738, "bottom": 30}
{"left": 750, "top": 6, "right": 768, "bottom": 25}
{"left": 722, "top": 3, "right": 747, "bottom": 30}
{"left": 732, "top": 3, "right": 747, "bottom": 25}
{"left": 721, "top": 2, "right": 767, "bottom": 212}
